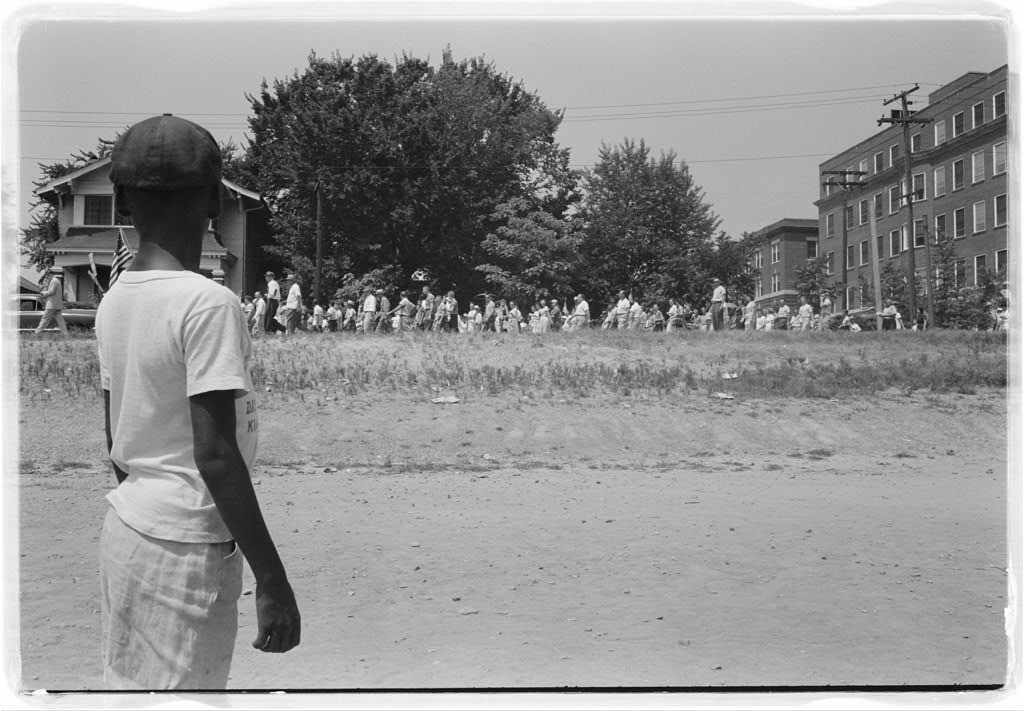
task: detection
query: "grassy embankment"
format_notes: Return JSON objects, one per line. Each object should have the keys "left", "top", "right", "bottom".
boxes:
{"left": 18, "top": 329, "right": 1007, "bottom": 404}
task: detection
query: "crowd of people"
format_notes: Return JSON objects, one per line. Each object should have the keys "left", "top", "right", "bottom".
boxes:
{"left": 238, "top": 274, "right": 855, "bottom": 337}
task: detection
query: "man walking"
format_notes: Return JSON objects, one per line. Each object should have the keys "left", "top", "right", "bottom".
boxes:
{"left": 615, "top": 291, "right": 631, "bottom": 330}
{"left": 284, "top": 273, "right": 302, "bottom": 335}
{"left": 34, "top": 266, "right": 68, "bottom": 336}
{"left": 251, "top": 291, "right": 266, "bottom": 337}
{"left": 710, "top": 278, "right": 726, "bottom": 331}
{"left": 97, "top": 114, "right": 299, "bottom": 690}
{"left": 264, "top": 271, "right": 282, "bottom": 334}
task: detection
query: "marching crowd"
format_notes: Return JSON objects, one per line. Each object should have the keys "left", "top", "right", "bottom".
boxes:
{"left": 240, "top": 272, "right": 860, "bottom": 337}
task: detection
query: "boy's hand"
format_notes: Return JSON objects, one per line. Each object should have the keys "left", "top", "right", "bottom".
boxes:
{"left": 252, "top": 578, "right": 301, "bottom": 653}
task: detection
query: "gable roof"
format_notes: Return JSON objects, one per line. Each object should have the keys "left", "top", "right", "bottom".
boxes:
{"left": 34, "top": 156, "right": 262, "bottom": 205}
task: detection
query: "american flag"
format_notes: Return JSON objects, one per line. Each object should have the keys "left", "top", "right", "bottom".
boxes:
{"left": 109, "top": 228, "right": 135, "bottom": 288}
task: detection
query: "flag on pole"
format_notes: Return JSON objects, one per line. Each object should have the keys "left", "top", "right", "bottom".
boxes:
{"left": 109, "top": 228, "right": 135, "bottom": 288}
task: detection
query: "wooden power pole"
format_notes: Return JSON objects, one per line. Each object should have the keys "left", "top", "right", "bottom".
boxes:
{"left": 822, "top": 169, "right": 866, "bottom": 310}
{"left": 878, "top": 85, "right": 933, "bottom": 324}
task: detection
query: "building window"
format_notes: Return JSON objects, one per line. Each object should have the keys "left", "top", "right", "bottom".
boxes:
{"left": 993, "top": 141, "right": 1006, "bottom": 175}
{"left": 934, "top": 213, "right": 946, "bottom": 242}
{"left": 860, "top": 240, "right": 869, "bottom": 266}
{"left": 972, "top": 101, "right": 985, "bottom": 129}
{"left": 845, "top": 205, "right": 855, "bottom": 230}
{"left": 994, "top": 194, "right": 1007, "bottom": 227}
{"left": 912, "top": 172, "right": 925, "bottom": 202}
{"left": 953, "top": 111, "right": 965, "bottom": 137}
{"left": 825, "top": 251, "right": 835, "bottom": 275}
{"left": 83, "top": 195, "right": 113, "bottom": 225}
{"left": 846, "top": 244, "right": 855, "bottom": 270}
{"left": 846, "top": 286, "right": 858, "bottom": 309}
{"left": 889, "top": 185, "right": 901, "bottom": 214}
{"left": 974, "top": 254, "right": 986, "bottom": 286}
{"left": 934, "top": 120, "right": 946, "bottom": 146}
{"left": 806, "top": 239, "right": 818, "bottom": 260}
{"left": 874, "top": 151, "right": 884, "bottom": 173}
{"left": 858, "top": 159, "right": 868, "bottom": 177}
{"left": 954, "top": 208, "right": 966, "bottom": 238}
{"left": 859, "top": 199, "right": 869, "bottom": 225}
{"left": 952, "top": 159, "right": 964, "bottom": 190}
{"left": 755, "top": 279, "right": 763, "bottom": 298}
{"left": 771, "top": 273, "right": 780, "bottom": 293}
{"left": 753, "top": 250, "right": 763, "bottom": 269}
{"left": 890, "top": 228, "right": 901, "bottom": 257}
{"left": 900, "top": 224, "right": 908, "bottom": 252}
{"left": 910, "top": 133, "right": 922, "bottom": 153}
{"left": 873, "top": 192, "right": 883, "bottom": 220}
{"left": 994, "top": 91, "right": 1006, "bottom": 118}
{"left": 996, "top": 249, "right": 1007, "bottom": 275}
{"left": 889, "top": 143, "right": 899, "bottom": 167}
{"left": 826, "top": 212, "right": 835, "bottom": 239}
{"left": 770, "top": 241, "right": 780, "bottom": 264}
{"left": 913, "top": 218, "right": 926, "bottom": 248}
{"left": 973, "top": 201, "right": 986, "bottom": 234}
{"left": 954, "top": 258, "right": 966, "bottom": 288}
{"left": 933, "top": 166, "right": 946, "bottom": 196}
{"left": 972, "top": 150, "right": 985, "bottom": 183}
{"left": 877, "top": 235, "right": 884, "bottom": 262}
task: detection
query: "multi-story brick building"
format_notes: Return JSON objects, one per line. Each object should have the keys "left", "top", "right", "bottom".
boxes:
{"left": 749, "top": 218, "right": 819, "bottom": 311}
{"left": 815, "top": 65, "right": 1008, "bottom": 311}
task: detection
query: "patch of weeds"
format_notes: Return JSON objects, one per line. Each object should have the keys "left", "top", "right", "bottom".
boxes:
{"left": 807, "top": 448, "right": 834, "bottom": 458}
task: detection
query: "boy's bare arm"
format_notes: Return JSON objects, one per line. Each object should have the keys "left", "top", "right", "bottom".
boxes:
{"left": 103, "top": 390, "right": 128, "bottom": 485}
{"left": 189, "top": 390, "right": 301, "bottom": 654}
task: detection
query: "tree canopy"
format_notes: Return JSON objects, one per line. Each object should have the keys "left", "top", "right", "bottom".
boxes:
{"left": 239, "top": 49, "right": 567, "bottom": 303}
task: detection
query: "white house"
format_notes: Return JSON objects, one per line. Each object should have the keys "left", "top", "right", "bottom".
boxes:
{"left": 35, "top": 156, "right": 273, "bottom": 302}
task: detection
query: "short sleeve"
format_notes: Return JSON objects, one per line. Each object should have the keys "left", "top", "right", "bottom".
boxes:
{"left": 182, "top": 299, "right": 249, "bottom": 397}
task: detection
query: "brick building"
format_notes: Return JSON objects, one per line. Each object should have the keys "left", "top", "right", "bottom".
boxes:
{"left": 815, "top": 65, "right": 1008, "bottom": 311}
{"left": 749, "top": 218, "right": 819, "bottom": 311}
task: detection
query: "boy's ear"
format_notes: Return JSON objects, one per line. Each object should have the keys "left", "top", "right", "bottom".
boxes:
{"left": 206, "top": 182, "right": 223, "bottom": 219}
{"left": 113, "top": 185, "right": 131, "bottom": 217}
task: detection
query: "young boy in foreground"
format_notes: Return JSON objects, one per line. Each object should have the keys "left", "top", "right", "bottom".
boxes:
{"left": 96, "top": 114, "right": 300, "bottom": 689}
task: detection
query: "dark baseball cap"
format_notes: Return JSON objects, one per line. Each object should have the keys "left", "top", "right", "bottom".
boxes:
{"left": 110, "top": 114, "right": 222, "bottom": 190}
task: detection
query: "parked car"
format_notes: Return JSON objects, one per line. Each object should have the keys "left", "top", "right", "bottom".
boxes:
{"left": 15, "top": 294, "right": 97, "bottom": 331}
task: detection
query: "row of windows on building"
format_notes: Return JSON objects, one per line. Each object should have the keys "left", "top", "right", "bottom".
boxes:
{"left": 824, "top": 89, "right": 1006, "bottom": 196}
{"left": 754, "top": 245, "right": 1006, "bottom": 300}
{"left": 826, "top": 139, "right": 1007, "bottom": 236}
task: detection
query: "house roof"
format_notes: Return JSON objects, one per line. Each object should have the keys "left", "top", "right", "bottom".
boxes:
{"left": 34, "top": 155, "right": 262, "bottom": 206}
{"left": 19, "top": 276, "right": 41, "bottom": 293}
{"left": 750, "top": 218, "right": 819, "bottom": 241}
{"left": 48, "top": 227, "right": 227, "bottom": 258}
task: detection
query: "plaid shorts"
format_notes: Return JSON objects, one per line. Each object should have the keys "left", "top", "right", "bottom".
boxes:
{"left": 99, "top": 507, "right": 243, "bottom": 690}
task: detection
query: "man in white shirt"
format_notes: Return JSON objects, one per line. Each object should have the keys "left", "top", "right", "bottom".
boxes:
{"left": 251, "top": 291, "right": 266, "bottom": 336}
{"left": 571, "top": 294, "right": 590, "bottom": 330}
{"left": 362, "top": 289, "right": 377, "bottom": 335}
{"left": 284, "top": 273, "right": 302, "bottom": 334}
{"left": 615, "top": 291, "right": 631, "bottom": 330}
{"left": 97, "top": 114, "right": 299, "bottom": 689}
{"left": 34, "top": 266, "right": 68, "bottom": 336}
{"left": 710, "top": 278, "right": 726, "bottom": 331}
{"left": 264, "top": 271, "right": 282, "bottom": 333}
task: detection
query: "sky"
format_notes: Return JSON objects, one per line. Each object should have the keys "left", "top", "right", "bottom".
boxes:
{"left": 3, "top": 2, "right": 1013, "bottom": 279}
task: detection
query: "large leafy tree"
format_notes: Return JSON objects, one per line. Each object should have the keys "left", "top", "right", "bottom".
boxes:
{"left": 575, "top": 139, "right": 721, "bottom": 307}
{"left": 239, "top": 49, "right": 566, "bottom": 303}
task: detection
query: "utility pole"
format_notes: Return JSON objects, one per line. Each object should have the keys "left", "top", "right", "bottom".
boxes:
{"left": 822, "top": 169, "right": 866, "bottom": 310}
{"left": 878, "top": 85, "right": 933, "bottom": 324}
{"left": 314, "top": 180, "right": 324, "bottom": 306}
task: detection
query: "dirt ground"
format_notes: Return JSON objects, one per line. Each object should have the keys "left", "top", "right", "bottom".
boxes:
{"left": 13, "top": 379, "right": 1009, "bottom": 692}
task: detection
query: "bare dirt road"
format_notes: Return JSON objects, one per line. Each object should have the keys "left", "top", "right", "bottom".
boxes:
{"left": 15, "top": 386, "right": 1008, "bottom": 691}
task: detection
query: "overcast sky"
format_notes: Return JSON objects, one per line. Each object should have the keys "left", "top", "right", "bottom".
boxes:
{"left": 4, "top": 2, "right": 1012, "bottom": 277}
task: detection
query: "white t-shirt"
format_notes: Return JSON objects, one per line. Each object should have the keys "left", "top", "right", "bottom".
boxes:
{"left": 266, "top": 278, "right": 280, "bottom": 300}
{"left": 253, "top": 297, "right": 266, "bottom": 321}
{"left": 97, "top": 270, "right": 257, "bottom": 543}
{"left": 363, "top": 294, "right": 377, "bottom": 313}
{"left": 712, "top": 285, "right": 726, "bottom": 303}
{"left": 286, "top": 282, "right": 302, "bottom": 310}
